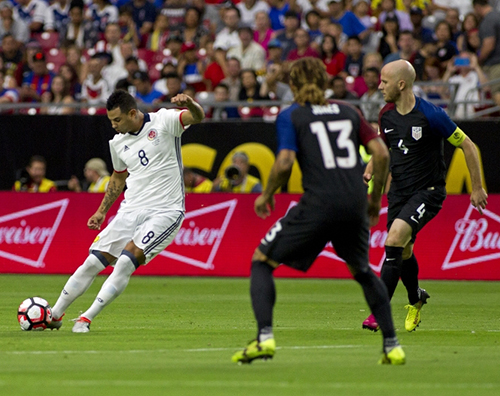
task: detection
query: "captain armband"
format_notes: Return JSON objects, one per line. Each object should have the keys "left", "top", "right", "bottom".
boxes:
{"left": 447, "top": 128, "right": 467, "bottom": 147}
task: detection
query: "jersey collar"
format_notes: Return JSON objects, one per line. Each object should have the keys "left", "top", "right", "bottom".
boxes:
{"left": 130, "top": 112, "right": 151, "bottom": 136}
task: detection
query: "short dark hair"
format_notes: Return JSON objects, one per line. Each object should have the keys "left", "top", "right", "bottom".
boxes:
{"left": 215, "top": 82, "right": 229, "bottom": 91}
{"left": 472, "top": 0, "right": 488, "bottom": 6}
{"left": 106, "top": 90, "right": 138, "bottom": 113}
{"left": 364, "top": 67, "right": 380, "bottom": 75}
{"left": 28, "top": 155, "right": 47, "bottom": 167}
{"left": 347, "top": 35, "right": 362, "bottom": 44}
{"left": 164, "top": 72, "right": 181, "bottom": 80}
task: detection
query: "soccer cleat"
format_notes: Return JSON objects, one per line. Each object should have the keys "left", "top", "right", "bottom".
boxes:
{"left": 46, "top": 313, "right": 65, "bottom": 330}
{"left": 231, "top": 338, "right": 276, "bottom": 364}
{"left": 404, "top": 288, "right": 430, "bottom": 332}
{"left": 72, "top": 316, "right": 91, "bottom": 333}
{"left": 362, "top": 314, "right": 380, "bottom": 332}
{"left": 378, "top": 346, "right": 406, "bottom": 365}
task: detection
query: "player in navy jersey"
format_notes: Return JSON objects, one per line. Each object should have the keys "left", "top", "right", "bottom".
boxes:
{"left": 47, "top": 90, "right": 204, "bottom": 332}
{"left": 232, "top": 57, "right": 406, "bottom": 365}
{"left": 362, "top": 60, "right": 488, "bottom": 333}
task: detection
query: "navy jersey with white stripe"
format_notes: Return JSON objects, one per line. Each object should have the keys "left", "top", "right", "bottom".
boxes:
{"left": 276, "top": 101, "right": 378, "bottom": 218}
{"left": 379, "top": 96, "right": 458, "bottom": 197}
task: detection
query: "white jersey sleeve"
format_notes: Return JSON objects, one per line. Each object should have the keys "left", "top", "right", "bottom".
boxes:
{"left": 157, "top": 108, "right": 189, "bottom": 137}
{"left": 109, "top": 140, "right": 127, "bottom": 172}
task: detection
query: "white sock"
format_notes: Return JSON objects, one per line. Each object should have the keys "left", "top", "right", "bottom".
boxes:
{"left": 80, "top": 253, "right": 136, "bottom": 321}
{"left": 52, "top": 254, "right": 106, "bottom": 319}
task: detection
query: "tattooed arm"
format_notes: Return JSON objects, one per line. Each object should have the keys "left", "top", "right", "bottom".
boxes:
{"left": 87, "top": 171, "right": 128, "bottom": 230}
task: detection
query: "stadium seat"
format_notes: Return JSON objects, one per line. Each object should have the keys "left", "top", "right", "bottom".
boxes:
{"left": 45, "top": 48, "right": 67, "bottom": 72}
{"left": 33, "top": 32, "right": 60, "bottom": 51}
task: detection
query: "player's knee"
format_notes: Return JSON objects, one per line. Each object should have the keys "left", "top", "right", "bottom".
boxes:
{"left": 352, "top": 266, "right": 375, "bottom": 285}
{"left": 124, "top": 241, "right": 146, "bottom": 265}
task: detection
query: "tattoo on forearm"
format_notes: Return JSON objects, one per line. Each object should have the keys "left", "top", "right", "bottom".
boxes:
{"left": 99, "top": 179, "right": 122, "bottom": 213}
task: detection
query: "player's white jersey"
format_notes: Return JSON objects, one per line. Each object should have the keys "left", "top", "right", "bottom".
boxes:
{"left": 109, "top": 108, "right": 188, "bottom": 213}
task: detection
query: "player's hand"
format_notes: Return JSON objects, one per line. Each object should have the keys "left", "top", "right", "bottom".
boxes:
{"left": 471, "top": 188, "right": 488, "bottom": 215}
{"left": 254, "top": 194, "right": 275, "bottom": 219}
{"left": 87, "top": 211, "right": 106, "bottom": 230}
{"left": 171, "top": 93, "right": 194, "bottom": 107}
{"left": 363, "top": 171, "right": 372, "bottom": 186}
{"left": 367, "top": 199, "right": 381, "bottom": 227}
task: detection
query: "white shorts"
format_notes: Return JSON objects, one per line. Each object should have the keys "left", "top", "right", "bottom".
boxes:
{"left": 90, "top": 209, "right": 184, "bottom": 264}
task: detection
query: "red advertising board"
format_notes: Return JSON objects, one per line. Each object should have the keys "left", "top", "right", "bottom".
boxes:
{"left": 0, "top": 192, "right": 499, "bottom": 280}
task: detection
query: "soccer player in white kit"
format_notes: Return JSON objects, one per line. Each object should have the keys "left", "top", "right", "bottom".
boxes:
{"left": 48, "top": 90, "right": 205, "bottom": 332}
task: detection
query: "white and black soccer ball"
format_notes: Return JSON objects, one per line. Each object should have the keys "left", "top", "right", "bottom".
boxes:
{"left": 17, "top": 297, "right": 53, "bottom": 331}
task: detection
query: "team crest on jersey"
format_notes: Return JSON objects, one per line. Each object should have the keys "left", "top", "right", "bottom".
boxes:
{"left": 148, "top": 130, "right": 157, "bottom": 141}
{"left": 412, "top": 126, "right": 422, "bottom": 140}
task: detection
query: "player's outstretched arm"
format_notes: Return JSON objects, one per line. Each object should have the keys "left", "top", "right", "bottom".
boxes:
{"left": 88, "top": 171, "right": 128, "bottom": 230}
{"left": 458, "top": 136, "right": 488, "bottom": 214}
{"left": 171, "top": 94, "right": 205, "bottom": 126}
{"left": 255, "top": 149, "right": 296, "bottom": 219}
{"left": 366, "top": 137, "right": 390, "bottom": 227}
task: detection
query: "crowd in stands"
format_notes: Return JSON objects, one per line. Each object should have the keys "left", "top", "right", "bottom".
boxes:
{"left": 1, "top": 0, "right": 500, "bottom": 120}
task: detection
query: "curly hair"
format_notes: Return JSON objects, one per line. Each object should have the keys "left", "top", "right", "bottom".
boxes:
{"left": 289, "top": 57, "right": 328, "bottom": 106}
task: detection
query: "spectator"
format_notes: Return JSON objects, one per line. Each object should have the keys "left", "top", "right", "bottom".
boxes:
{"left": 456, "top": 13, "right": 479, "bottom": 53}
{"left": 274, "top": 11, "right": 301, "bottom": 60}
{"left": 85, "top": 0, "right": 118, "bottom": 37}
{"left": 383, "top": 30, "right": 415, "bottom": 64}
{"left": 68, "top": 158, "right": 110, "bottom": 192}
{"left": 0, "top": 1, "right": 29, "bottom": 45}
{"left": 143, "top": 12, "right": 169, "bottom": 52}
{"left": 203, "top": 42, "right": 227, "bottom": 91}
{"left": 64, "top": 44, "right": 87, "bottom": 84}
{"left": 206, "top": 83, "right": 240, "bottom": 120}
{"left": 253, "top": 10, "right": 272, "bottom": 51}
{"left": 20, "top": 51, "right": 56, "bottom": 103}
{"left": 328, "top": 75, "right": 358, "bottom": 100}
{"left": 161, "top": 72, "right": 183, "bottom": 101}
{"left": 115, "top": 55, "right": 140, "bottom": 92}
{"left": 327, "top": 0, "right": 368, "bottom": 40}
{"left": 59, "top": 62, "right": 82, "bottom": 100}
{"left": 213, "top": 6, "right": 241, "bottom": 52}
{"left": 409, "top": 7, "right": 433, "bottom": 46}
{"left": 343, "top": 35, "right": 365, "bottom": 78}
{"left": 238, "top": 68, "right": 269, "bottom": 103}
{"left": 227, "top": 26, "right": 266, "bottom": 71}
{"left": 266, "top": 38, "right": 284, "bottom": 65}
{"left": 304, "top": 10, "right": 322, "bottom": 43}
{"left": 221, "top": 57, "right": 242, "bottom": 101}
{"left": 360, "top": 67, "right": 383, "bottom": 122}
{"left": 237, "top": 0, "right": 270, "bottom": 29}
{"left": 152, "top": 61, "right": 178, "bottom": 96}
{"left": 378, "top": 13, "right": 400, "bottom": 61}
{"left": 15, "top": 0, "right": 54, "bottom": 34}
{"left": 1, "top": 34, "right": 24, "bottom": 87}
{"left": 443, "top": 52, "right": 489, "bottom": 118}
{"left": 320, "top": 34, "right": 346, "bottom": 78}
{"left": 59, "top": 1, "right": 98, "bottom": 49}
{"left": 259, "top": 63, "right": 293, "bottom": 101}
{"left": 363, "top": 52, "right": 384, "bottom": 71}
{"left": 94, "top": 23, "right": 124, "bottom": 70}
{"left": 80, "top": 54, "right": 112, "bottom": 107}
{"left": 179, "top": 7, "right": 210, "bottom": 49}
{"left": 445, "top": 8, "right": 461, "bottom": 43}
{"left": 177, "top": 41, "right": 206, "bottom": 92}
{"left": 13, "top": 155, "right": 57, "bottom": 192}
{"left": 192, "top": 0, "right": 220, "bottom": 36}
{"left": 213, "top": 151, "right": 263, "bottom": 193}
{"left": 434, "top": 21, "right": 458, "bottom": 69}
{"left": 116, "top": 6, "right": 140, "bottom": 48}
{"left": 129, "top": 0, "right": 156, "bottom": 36}
{"left": 48, "top": 0, "right": 71, "bottom": 33}
{"left": 40, "top": 74, "right": 75, "bottom": 114}
{"left": 421, "top": 56, "right": 447, "bottom": 101}
{"left": 0, "top": 68, "right": 20, "bottom": 111}
{"left": 286, "top": 28, "right": 319, "bottom": 61}
{"left": 377, "top": 0, "right": 412, "bottom": 32}
{"left": 268, "top": 0, "right": 290, "bottom": 31}
{"left": 411, "top": 39, "right": 438, "bottom": 81}
{"left": 183, "top": 167, "right": 213, "bottom": 193}
{"left": 160, "top": 0, "right": 186, "bottom": 30}
{"left": 132, "top": 70, "right": 163, "bottom": 104}
{"left": 473, "top": 0, "right": 500, "bottom": 107}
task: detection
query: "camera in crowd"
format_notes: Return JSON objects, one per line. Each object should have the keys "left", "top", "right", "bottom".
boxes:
{"left": 219, "top": 165, "right": 242, "bottom": 191}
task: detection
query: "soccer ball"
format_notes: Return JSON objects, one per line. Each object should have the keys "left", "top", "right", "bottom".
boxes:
{"left": 17, "top": 297, "right": 53, "bottom": 331}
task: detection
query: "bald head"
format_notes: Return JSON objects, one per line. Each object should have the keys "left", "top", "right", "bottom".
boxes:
{"left": 382, "top": 60, "right": 416, "bottom": 89}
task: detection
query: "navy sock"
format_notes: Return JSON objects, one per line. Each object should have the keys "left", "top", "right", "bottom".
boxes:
{"left": 250, "top": 260, "right": 276, "bottom": 337}
{"left": 380, "top": 246, "right": 404, "bottom": 300}
{"left": 401, "top": 254, "right": 420, "bottom": 305}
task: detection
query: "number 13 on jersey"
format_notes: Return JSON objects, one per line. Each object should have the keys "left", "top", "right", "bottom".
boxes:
{"left": 310, "top": 120, "right": 357, "bottom": 169}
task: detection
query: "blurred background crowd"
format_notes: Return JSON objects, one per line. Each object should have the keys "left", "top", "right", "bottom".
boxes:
{"left": 1, "top": 0, "right": 500, "bottom": 120}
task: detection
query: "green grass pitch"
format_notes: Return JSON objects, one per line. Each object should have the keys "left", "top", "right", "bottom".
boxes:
{"left": 0, "top": 274, "right": 499, "bottom": 396}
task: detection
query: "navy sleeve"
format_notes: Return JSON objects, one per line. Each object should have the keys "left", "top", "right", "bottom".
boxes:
{"left": 275, "top": 105, "right": 299, "bottom": 153}
{"left": 421, "top": 100, "right": 457, "bottom": 139}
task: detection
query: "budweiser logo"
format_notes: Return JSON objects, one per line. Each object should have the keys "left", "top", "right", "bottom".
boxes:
{"left": 0, "top": 199, "right": 69, "bottom": 268}
{"left": 442, "top": 205, "right": 500, "bottom": 270}
{"left": 159, "top": 199, "right": 237, "bottom": 270}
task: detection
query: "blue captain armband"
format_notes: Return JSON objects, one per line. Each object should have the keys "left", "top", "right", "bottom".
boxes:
{"left": 447, "top": 128, "right": 467, "bottom": 147}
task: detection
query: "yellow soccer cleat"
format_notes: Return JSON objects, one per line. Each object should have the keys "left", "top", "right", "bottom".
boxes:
{"left": 232, "top": 338, "right": 276, "bottom": 364}
{"left": 378, "top": 346, "right": 406, "bottom": 365}
{"left": 404, "top": 288, "right": 430, "bottom": 332}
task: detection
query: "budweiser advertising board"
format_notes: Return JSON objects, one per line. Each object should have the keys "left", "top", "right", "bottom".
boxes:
{"left": 0, "top": 192, "right": 499, "bottom": 280}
